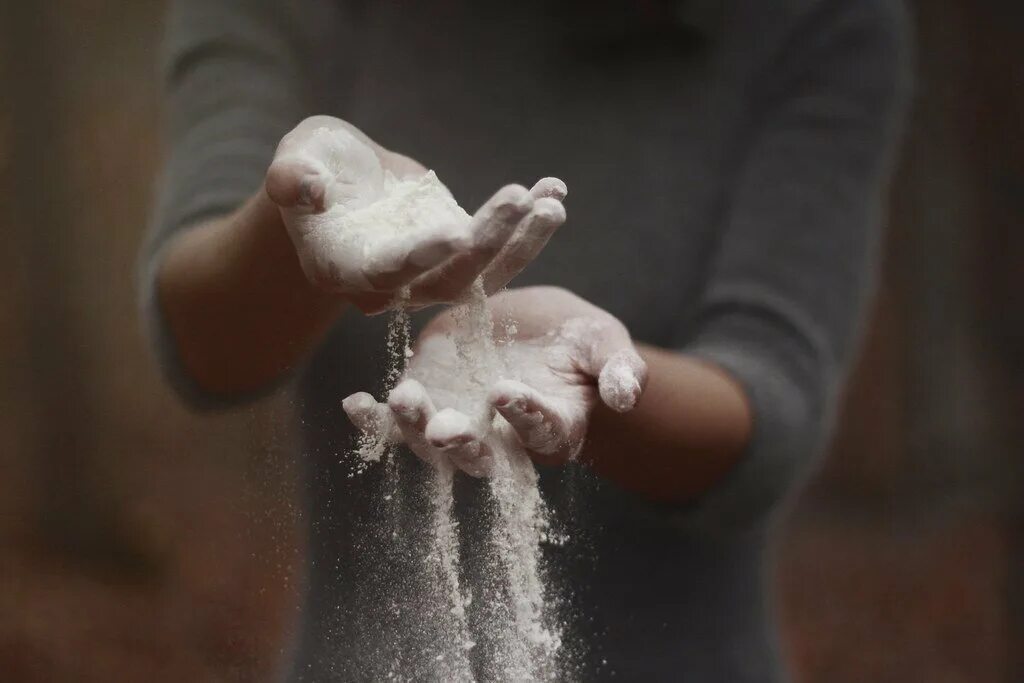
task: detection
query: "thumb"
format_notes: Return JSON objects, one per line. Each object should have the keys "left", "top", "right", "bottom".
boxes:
{"left": 597, "top": 348, "right": 648, "bottom": 412}
{"left": 265, "top": 156, "right": 331, "bottom": 212}
{"left": 579, "top": 320, "right": 648, "bottom": 413}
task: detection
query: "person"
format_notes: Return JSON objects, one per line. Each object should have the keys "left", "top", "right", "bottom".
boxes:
{"left": 142, "top": 0, "right": 911, "bottom": 679}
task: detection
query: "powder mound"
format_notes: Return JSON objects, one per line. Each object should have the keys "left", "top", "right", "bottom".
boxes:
{"left": 332, "top": 170, "right": 471, "bottom": 249}
{"left": 301, "top": 168, "right": 472, "bottom": 291}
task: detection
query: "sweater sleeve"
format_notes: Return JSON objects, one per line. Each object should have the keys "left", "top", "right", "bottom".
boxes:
{"left": 674, "top": 0, "right": 913, "bottom": 533}
{"left": 139, "top": 0, "right": 356, "bottom": 408}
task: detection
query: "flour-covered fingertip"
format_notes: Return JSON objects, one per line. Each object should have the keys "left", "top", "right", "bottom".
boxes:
{"left": 342, "top": 391, "right": 377, "bottom": 415}
{"left": 530, "top": 177, "right": 568, "bottom": 201}
{"left": 387, "top": 379, "right": 424, "bottom": 406}
{"left": 387, "top": 379, "right": 431, "bottom": 424}
{"left": 531, "top": 197, "right": 566, "bottom": 224}
{"left": 488, "top": 379, "right": 532, "bottom": 411}
{"left": 490, "top": 184, "right": 534, "bottom": 218}
{"left": 598, "top": 351, "right": 646, "bottom": 412}
{"left": 425, "top": 408, "right": 478, "bottom": 448}
{"left": 342, "top": 392, "right": 386, "bottom": 435}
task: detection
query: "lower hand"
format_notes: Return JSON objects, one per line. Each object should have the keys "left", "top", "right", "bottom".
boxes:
{"left": 265, "top": 116, "right": 567, "bottom": 314}
{"left": 343, "top": 287, "right": 648, "bottom": 476}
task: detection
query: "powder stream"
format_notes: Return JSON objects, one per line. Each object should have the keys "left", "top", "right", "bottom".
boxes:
{"left": 343, "top": 168, "right": 563, "bottom": 679}
{"left": 446, "top": 281, "right": 562, "bottom": 681}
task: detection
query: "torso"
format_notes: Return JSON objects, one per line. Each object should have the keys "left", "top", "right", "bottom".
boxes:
{"left": 294, "top": 2, "right": 786, "bottom": 680}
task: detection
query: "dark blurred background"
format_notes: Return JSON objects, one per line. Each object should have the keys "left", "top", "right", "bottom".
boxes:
{"left": 1, "top": 1, "right": 1020, "bottom": 681}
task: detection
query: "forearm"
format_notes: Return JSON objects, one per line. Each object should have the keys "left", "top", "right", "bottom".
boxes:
{"left": 582, "top": 343, "right": 752, "bottom": 504}
{"left": 157, "top": 189, "right": 345, "bottom": 398}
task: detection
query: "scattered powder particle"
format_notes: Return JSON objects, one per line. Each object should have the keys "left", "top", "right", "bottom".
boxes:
{"left": 343, "top": 170, "right": 565, "bottom": 680}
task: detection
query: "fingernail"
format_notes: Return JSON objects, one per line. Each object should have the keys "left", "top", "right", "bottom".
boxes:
{"left": 390, "top": 403, "right": 420, "bottom": 423}
{"left": 298, "top": 175, "right": 325, "bottom": 207}
{"left": 548, "top": 179, "right": 568, "bottom": 200}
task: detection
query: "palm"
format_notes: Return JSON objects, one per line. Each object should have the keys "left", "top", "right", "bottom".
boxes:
{"left": 411, "top": 320, "right": 597, "bottom": 463}
{"left": 344, "top": 287, "right": 648, "bottom": 475}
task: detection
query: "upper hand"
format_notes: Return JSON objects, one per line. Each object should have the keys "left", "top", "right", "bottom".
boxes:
{"left": 343, "top": 287, "right": 649, "bottom": 476}
{"left": 265, "top": 116, "right": 567, "bottom": 314}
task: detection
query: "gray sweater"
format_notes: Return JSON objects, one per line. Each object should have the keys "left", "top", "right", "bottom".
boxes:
{"left": 144, "top": 0, "right": 911, "bottom": 680}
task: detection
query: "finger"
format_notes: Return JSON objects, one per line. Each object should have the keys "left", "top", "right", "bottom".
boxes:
{"left": 489, "top": 380, "right": 578, "bottom": 459}
{"left": 529, "top": 177, "right": 568, "bottom": 201}
{"left": 585, "top": 335, "right": 647, "bottom": 411}
{"left": 409, "top": 184, "right": 534, "bottom": 302}
{"left": 571, "top": 318, "right": 648, "bottom": 412}
{"left": 425, "top": 408, "right": 495, "bottom": 477}
{"left": 273, "top": 118, "right": 387, "bottom": 210}
{"left": 361, "top": 223, "right": 471, "bottom": 291}
{"left": 597, "top": 348, "right": 648, "bottom": 412}
{"left": 481, "top": 197, "right": 566, "bottom": 294}
{"left": 387, "top": 379, "right": 440, "bottom": 463}
{"left": 342, "top": 392, "right": 399, "bottom": 442}
{"left": 266, "top": 156, "right": 331, "bottom": 212}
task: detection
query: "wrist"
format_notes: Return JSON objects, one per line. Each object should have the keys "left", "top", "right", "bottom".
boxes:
{"left": 240, "top": 190, "right": 346, "bottom": 319}
{"left": 581, "top": 346, "right": 751, "bottom": 503}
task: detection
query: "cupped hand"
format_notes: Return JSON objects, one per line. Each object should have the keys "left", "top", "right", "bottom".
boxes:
{"left": 343, "top": 287, "right": 648, "bottom": 476}
{"left": 266, "top": 116, "right": 567, "bottom": 314}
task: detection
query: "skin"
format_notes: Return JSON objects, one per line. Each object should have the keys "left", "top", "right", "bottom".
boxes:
{"left": 344, "top": 287, "right": 751, "bottom": 502}
{"left": 158, "top": 116, "right": 751, "bottom": 503}
{"left": 159, "top": 116, "right": 567, "bottom": 395}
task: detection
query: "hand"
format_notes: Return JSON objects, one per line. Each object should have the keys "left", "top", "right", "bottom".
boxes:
{"left": 343, "top": 287, "right": 649, "bottom": 476}
{"left": 265, "top": 116, "right": 567, "bottom": 314}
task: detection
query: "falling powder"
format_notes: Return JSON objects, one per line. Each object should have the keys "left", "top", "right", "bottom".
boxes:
{"left": 440, "top": 281, "right": 563, "bottom": 681}
{"left": 340, "top": 168, "right": 564, "bottom": 680}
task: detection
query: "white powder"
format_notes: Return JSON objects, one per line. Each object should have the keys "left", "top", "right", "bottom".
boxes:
{"left": 343, "top": 170, "right": 564, "bottom": 680}
{"left": 333, "top": 169, "right": 468, "bottom": 242}
{"left": 301, "top": 140, "right": 471, "bottom": 292}
{"left": 459, "top": 283, "right": 563, "bottom": 680}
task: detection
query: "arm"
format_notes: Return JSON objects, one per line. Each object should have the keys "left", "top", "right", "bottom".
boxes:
{"left": 590, "top": 0, "right": 913, "bottom": 526}
{"left": 156, "top": 192, "right": 343, "bottom": 397}
{"left": 154, "top": 114, "right": 443, "bottom": 398}
{"left": 145, "top": 2, "right": 566, "bottom": 405}
{"left": 158, "top": 163, "right": 566, "bottom": 399}
{"left": 142, "top": 0, "right": 346, "bottom": 406}
{"left": 344, "top": 1, "right": 911, "bottom": 532}
{"left": 583, "top": 345, "right": 752, "bottom": 504}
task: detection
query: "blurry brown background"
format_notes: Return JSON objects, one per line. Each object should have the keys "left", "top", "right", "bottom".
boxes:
{"left": 1, "top": 1, "right": 1021, "bottom": 681}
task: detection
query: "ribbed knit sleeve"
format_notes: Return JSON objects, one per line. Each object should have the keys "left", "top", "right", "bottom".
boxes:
{"left": 675, "top": 0, "right": 912, "bottom": 533}
{"left": 140, "top": 0, "right": 354, "bottom": 408}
